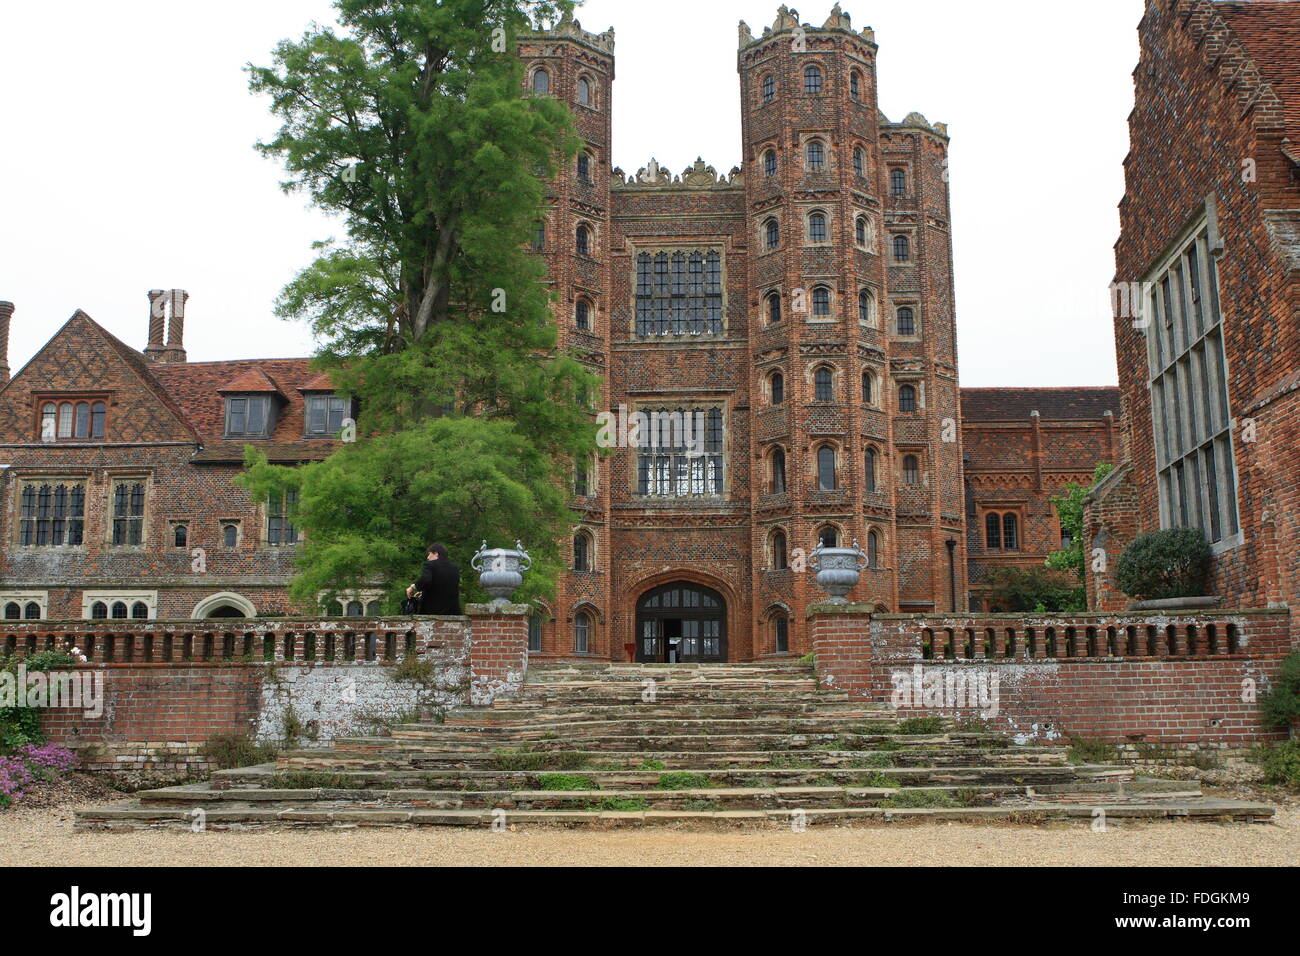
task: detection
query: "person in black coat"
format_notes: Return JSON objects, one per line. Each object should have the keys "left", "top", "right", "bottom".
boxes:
{"left": 407, "top": 543, "right": 462, "bottom": 615}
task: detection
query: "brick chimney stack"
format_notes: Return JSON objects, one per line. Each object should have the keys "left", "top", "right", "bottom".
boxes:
{"left": 144, "top": 289, "right": 168, "bottom": 361}
{"left": 163, "top": 289, "right": 188, "bottom": 363}
{"left": 0, "top": 300, "right": 12, "bottom": 383}
{"left": 145, "top": 289, "right": 189, "bottom": 364}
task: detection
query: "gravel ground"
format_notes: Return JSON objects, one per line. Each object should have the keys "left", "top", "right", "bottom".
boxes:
{"left": 2, "top": 802, "right": 1296, "bottom": 867}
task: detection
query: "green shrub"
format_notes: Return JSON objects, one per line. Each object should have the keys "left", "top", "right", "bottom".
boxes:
{"left": 538, "top": 773, "right": 598, "bottom": 791}
{"left": 200, "top": 734, "right": 278, "bottom": 770}
{"left": 492, "top": 749, "right": 587, "bottom": 771}
{"left": 637, "top": 759, "right": 666, "bottom": 771}
{"left": 270, "top": 771, "right": 352, "bottom": 790}
{"left": 591, "top": 797, "right": 649, "bottom": 812}
{"left": 1261, "top": 741, "right": 1300, "bottom": 788}
{"left": 983, "top": 565, "right": 1085, "bottom": 613}
{"left": 1260, "top": 653, "right": 1300, "bottom": 731}
{"left": 1115, "top": 528, "right": 1213, "bottom": 601}
{"left": 1, "top": 651, "right": 79, "bottom": 751}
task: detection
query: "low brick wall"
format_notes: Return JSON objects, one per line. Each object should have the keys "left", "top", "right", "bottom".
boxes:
{"left": 810, "top": 604, "right": 1294, "bottom": 749}
{"left": 1, "top": 608, "right": 529, "bottom": 777}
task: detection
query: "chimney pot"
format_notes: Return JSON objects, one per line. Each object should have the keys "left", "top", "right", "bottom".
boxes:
{"left": 164, "top": 289, "right": 188, "bottom": 363}
{"left": 145, "top": 290, "right": 167, "bottom": 359}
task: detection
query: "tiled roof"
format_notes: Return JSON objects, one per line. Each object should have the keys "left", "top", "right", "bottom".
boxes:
{"left": 217, "top": 367, "right": 284, "bottom": 394}
{"left": 149, "top": 358, "right": 342, "bottom": 463}
{"left": 1217, "top": 0, "right": 1300, "bottom": 141}
{"left": 961, "top": 387, "right": 1121, "bottom": 423}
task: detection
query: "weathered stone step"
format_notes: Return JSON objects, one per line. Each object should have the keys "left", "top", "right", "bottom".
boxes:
{"left": 272, "top": 746, "right": 1072, "bottom": 772}
{"left": 211, "top": 763, "right": 1107, "bottom": 792}
{"left": 75, "top": 797, "right": 1276, "bottom": 831}
{"left": 468, "top": 700, "right": 877, "bottom": 720}
{"left": 376, "top": 731, "right": 1009, "bottom": 753}
{"left": 399, "top": 716, "right": 943, "bottom": 737}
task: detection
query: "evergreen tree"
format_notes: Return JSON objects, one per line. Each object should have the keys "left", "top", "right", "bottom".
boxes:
{"left": 239, "top": 0, "right": 596, "bottom": 610}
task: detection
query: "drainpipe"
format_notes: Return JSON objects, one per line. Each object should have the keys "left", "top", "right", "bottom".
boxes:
{"left": 945, "top": 538, "right": 958, "bottom": 613}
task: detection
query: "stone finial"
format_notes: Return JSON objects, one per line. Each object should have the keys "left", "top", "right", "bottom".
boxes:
{"left": 774, "top": 5, "right": 800, "bottom": 31}
{"left": 739, "top": 19, "right": 754, "bottom": 47}
{"left": 823, "top": 3, "right": 851, "bottom": 30}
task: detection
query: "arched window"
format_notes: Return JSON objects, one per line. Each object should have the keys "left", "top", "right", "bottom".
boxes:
{"left": 890, "top": 168, "right": 907, "bottom": 196}
{"left": 3, "top": 602, "right": 18, "bottom": 620}
{"left": 773, "top": 612, "right": 790, "bottom": 652}
{"left": 812, "top": 286, "right": 831, "bottom": 317}
{"left": 573, "top": 532, "right": 591, "bottom": 572}
{"left": 855, "top": 215, "right": 868, "bottom": 246}
{"left": 90, "top": 601, "right": 108, "bottom": 620}
{"left": 897, "top": 306, "right": 917, "bottom": 336}
{"left": 577, "top": 151, "right": 591, "bottom": 181}
{"left": 817, "top": 445, "right": 837, "bottom": 491}
{"left": 23, "top": 602, "right": 40, "bottom": 620}
{"left": 574, "top": 612, "right": 591, "bottom": 653}
{"left": 532, "top": 68, "right": 550, "bottom": 94}
{"left": 576, "top": 299, "right": 591, "bottom": 331}
{"left": 767, "top": 292, "right": 782, "bottom": 325}
{"left": 867, "top": 530, "right": 880, "bottom": 568}
{"left": 814, "top": 366, "right": 834, "bottom": 401}
{"left": 576, "top": 224, "right": 591, "bottom": 256}
{"left": 865, "top": 446, "right": 878, "bottom": 492}
{"left": 903, "top": 455, "right": 920, "bottom": 485}
{"left": 861, "top": 370, "right": 874, "bottom": 405}
{"left": 1003, "top": 514, "right": 1020, "bottom": 551}
{"left": 806, "top": 139, "right": 826, "bottom": 170}
{"left": 577, "top": 76, "right": 592, "bottom": 106}
{"left": 985, "top": 513, "right": 1002, "bottom": 549}
{"left": 853, "top": 147, "right": 865, "bottom": 177}
{"left": 111, "top": 601, "right": 128, "bottom": 620}
{"left": 74, "top": 402, "right": 90, "bottom": 438}
{"left": 762, "top": 73, "right": 775, "bottom": 103}
{"left": 366, "top": 600, "right": 382, "bottom": 616}
{"left": 771, "top": 531, "right": 788, "bottom": 570}
{"left": 771, "top": 448, "right": 787, "bottom": 494}
{"left": 223, "top": 525, "right": 238, "bottom": 548}
{"left": 858, "top": 289, "right": 874, "bottom": 325}
{"left": 531, "top": 221, "right": 546, "bottom": 250}
{"left": 131, "top": 602, "right": 149, "bottom": 619}
{"left": 899, "top": 384, "right": 918, "bottom": 413}
{"left": 808, "top": 211, "right": 828, "bottom": 243}
{"left": 850, "top": 71, "right": 862, "bottom": 99}
{"left": 819, "top": 526, "right": 839, "bottom": 548}
{"left": 764, "top": 218, "right": 780, "bottom": 250}
{"left": 770, "top": 371, "right": 785, "bottom": 405}
{"left": 764, "top": 149, "right": 777, "bottom": 177}
{"left": 893, "top": 235, "right": 910, "bottom": 261}
{"left": 173, "top": 524, "right": 188, "bottom": 549}
{"left": 804, "top": 64, "right": 823, "bottom": 94}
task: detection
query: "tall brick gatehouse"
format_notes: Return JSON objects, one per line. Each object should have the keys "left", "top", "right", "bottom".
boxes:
{"left": 0, "top": 7, "right": 1120, "bottom": 663}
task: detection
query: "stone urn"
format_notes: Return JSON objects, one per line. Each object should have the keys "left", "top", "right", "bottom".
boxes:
{"left": 471, "top": 541, "right": 533, "bottom": 607}
{"left": 809, "top": 540, "right": 869, "bottom": 605}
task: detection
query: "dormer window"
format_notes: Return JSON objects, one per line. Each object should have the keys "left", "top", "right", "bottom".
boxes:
{"left": 305, "top": 395, "right": 350, "bottom": 437}
{"left": 224, "top": 396, "right": 273, "bottom": 439}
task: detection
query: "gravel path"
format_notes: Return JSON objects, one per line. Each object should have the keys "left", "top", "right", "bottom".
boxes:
{"left": 3, "top": 803, "right": 1296, "bottom": 867}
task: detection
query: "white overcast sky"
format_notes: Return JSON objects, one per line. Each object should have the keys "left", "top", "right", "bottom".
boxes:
{"left": 0, "top": 0, "right": 1140, "bottom": 387}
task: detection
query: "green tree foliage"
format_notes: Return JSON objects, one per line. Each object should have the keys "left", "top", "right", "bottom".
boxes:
{"left": 240, "top": 0, "right": 597, "bottom": 607}
{"left": 1045, "top": 462, "right": 1114, "bottom": 586}
{"left": 982, "top": 565, "right": 1084, "bottom": 614}
{"left": 1259, "top": 652, "right": 1300, "bottom": 732}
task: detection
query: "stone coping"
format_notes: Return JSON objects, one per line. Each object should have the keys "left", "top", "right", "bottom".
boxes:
{"left": 806, "top": 605, "right": 1288, "bottom": 622}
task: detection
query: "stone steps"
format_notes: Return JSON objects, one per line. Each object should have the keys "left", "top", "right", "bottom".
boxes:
{"left": 74, "top": 659, "right": 1276, "bottom": 830}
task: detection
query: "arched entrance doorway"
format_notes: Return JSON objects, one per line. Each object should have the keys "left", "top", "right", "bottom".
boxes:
{"left": 635, "top": 582, "right": 726, "bottom": 663}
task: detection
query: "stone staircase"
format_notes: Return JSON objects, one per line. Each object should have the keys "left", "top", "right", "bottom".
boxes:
{"left": 75, "top": 660, "right": 1275, "bottom": 830}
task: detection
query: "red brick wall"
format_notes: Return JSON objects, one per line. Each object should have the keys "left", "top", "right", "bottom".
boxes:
{"left": 811, "top": 604, "right": 1294, "bottom": 746}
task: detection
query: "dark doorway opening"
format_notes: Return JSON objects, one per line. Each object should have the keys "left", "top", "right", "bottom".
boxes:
{"left": 636, "top": 583, "right": 726, "bottom": 663}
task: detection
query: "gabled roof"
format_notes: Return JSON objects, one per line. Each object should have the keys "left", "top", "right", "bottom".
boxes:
{"left": 1217, "top": 0, "right": 1300, "bottom": 142}
{"left": 961, "top": 387, "right": 1120, "bottom": 423}
{"left": 217, "top": 367, "right": 284, "bottom": 395}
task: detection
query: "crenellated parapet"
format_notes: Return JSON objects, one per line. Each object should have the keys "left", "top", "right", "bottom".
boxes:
{"left": 613, "top": 157, "right": 744, "bottom": 190}
{"left": 739, "top": 4, "right": 875, "bottom": 51}
{"left": 521, "top": 10, "right": 614, "bottom": 54}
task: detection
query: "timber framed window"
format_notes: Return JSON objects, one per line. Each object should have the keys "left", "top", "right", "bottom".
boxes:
{"left": 634, "top": 250, "right": 724, "bottom": 337}
{"left": 635, "top": 406, "right": 725, "bottom": 498}
{"left": 1143, "top": 218, "right": 1240, "bottom": 546}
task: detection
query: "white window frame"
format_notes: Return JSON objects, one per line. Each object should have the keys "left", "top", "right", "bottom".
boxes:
{"left": 83, "top": 590, "right": 158, "bottom": 620}
{"left": 0, "top": 591, "right": 49, "bottom": 620}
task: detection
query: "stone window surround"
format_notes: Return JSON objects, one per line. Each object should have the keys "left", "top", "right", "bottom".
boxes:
{"left": 893, "top": 300, "right": 921, "bottom": 338}
{"left": 106, "top": 474, "right": 150, "bottom": 549}
{"left": 630, "top": 242, "right": 729, "bottom": 338}
{"left": 13, "top": 475, "right": 89, "bottom": 549}
{"left": 82, "top": 590, "right": 158, "bottom": 621}
{"left": 0, "top": 591, "right": 48, "bottom": 620}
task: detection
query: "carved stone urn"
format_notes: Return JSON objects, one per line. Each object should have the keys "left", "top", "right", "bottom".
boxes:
{"left": 809, "top": 540, "right": 869, "bottom": 605}
{"left": 471, "top": 541, "right": 533, "bottom": 607}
